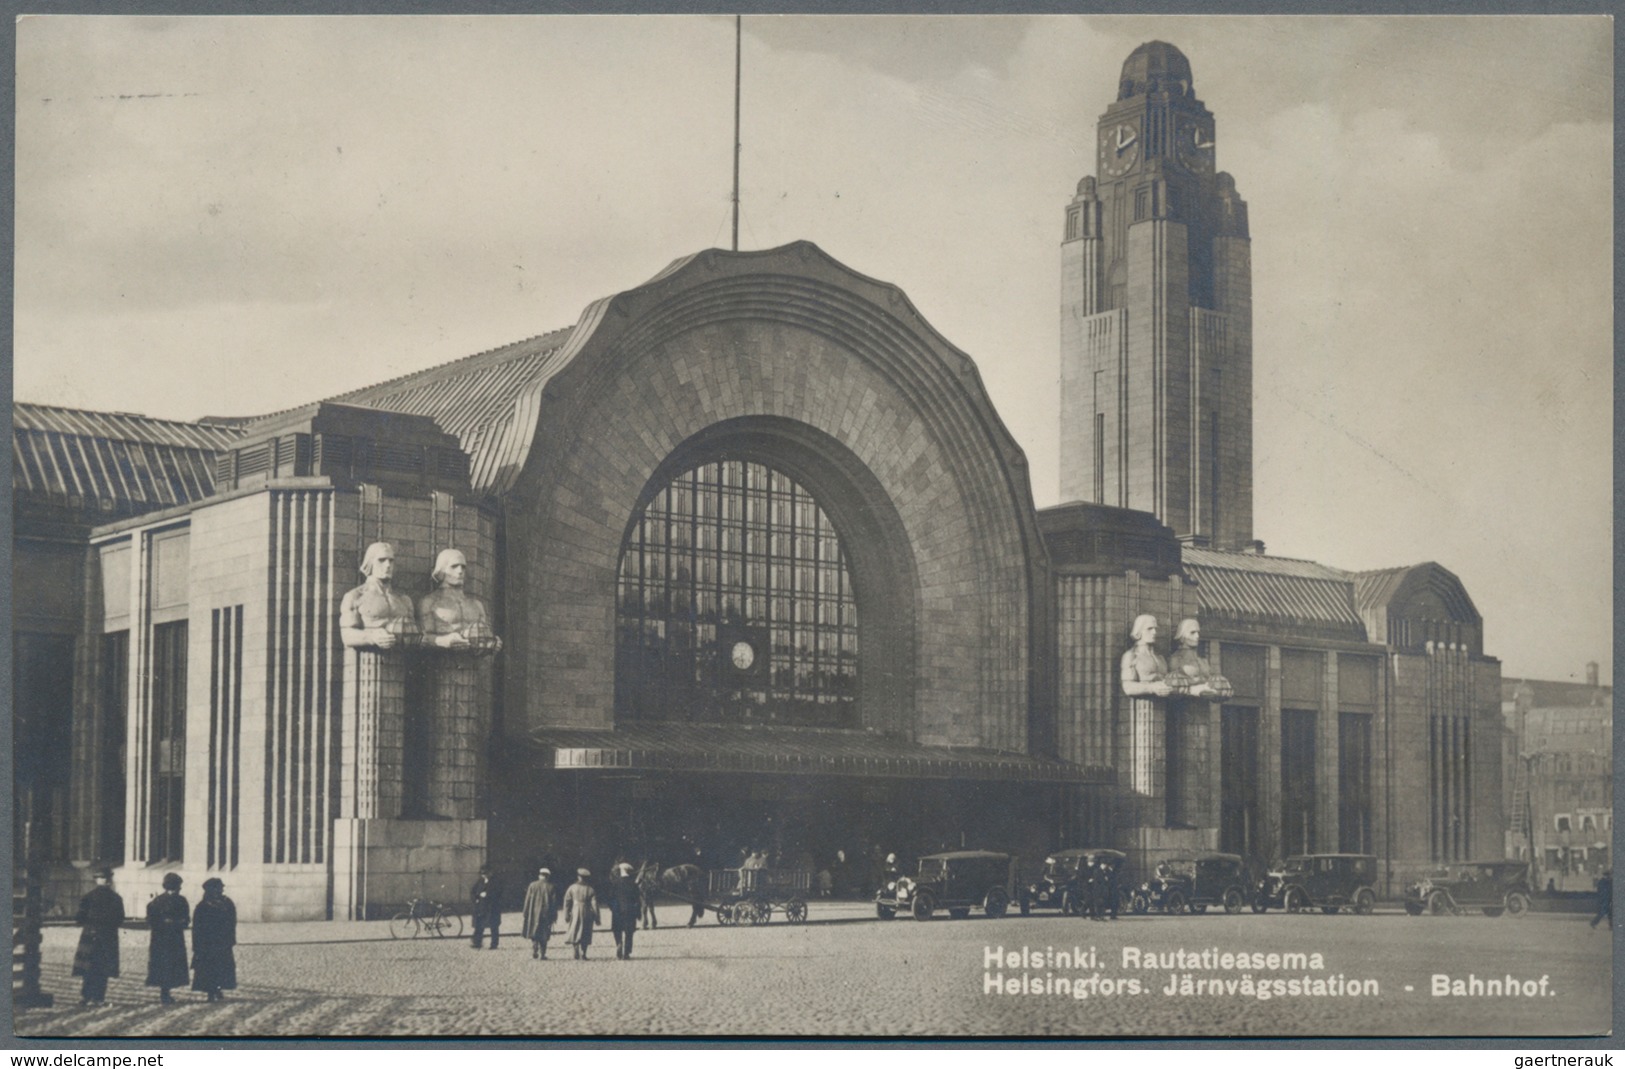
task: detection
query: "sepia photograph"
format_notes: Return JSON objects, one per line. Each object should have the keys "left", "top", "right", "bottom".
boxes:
{"left": 8, "top": 12, "right": 1614, "bottom": 1040}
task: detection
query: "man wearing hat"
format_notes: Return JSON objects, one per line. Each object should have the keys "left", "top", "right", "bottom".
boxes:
{"left": 605, "top": 862, "right": 643, "bottom": 960}
{"left": 190, "top": 878, "right": 237, "bottom": 1002}
{"left": 144, "top": 872, "right": 190, "bottom": 1004}
{"left": 521, "top": 867, "right": 559, "bottom": 959}
{"left": 563, "top": 868, "right": 600, "bottom": 960}
{"left": 72, "top": 867, "right": 125, "bottom": 1006}
{"left": 470, "top": 865, "right": 501, "bottom": 950}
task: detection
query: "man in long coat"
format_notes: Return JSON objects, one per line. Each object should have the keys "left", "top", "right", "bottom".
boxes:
{"left": 190, "top": 877, "right": 237, "bottom": 1002}
{"left": 521, "top": 868, "right": 558, "bottom": 959}
{"left": 470, "top": 865, "right": 501, "bottom": 950}
{"left": 605, "top": 863, "right": 643, "bottom": 960}
{"left": 73, "top": 868, "right": 125, "bottom": 1006}
{"left": 563, "top": 868, "right": 599, "bottom": 960}
{"left": 144, "top": 872, "right": 190, "bottom": 1003}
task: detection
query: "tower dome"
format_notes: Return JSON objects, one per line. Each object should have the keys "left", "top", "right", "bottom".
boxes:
{"left": 1117, "top": 40, "right": 1194, "bottom": 100}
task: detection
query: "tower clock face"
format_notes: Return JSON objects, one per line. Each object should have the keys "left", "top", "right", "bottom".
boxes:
{"left": 1100, "top": 121, "right": 1140, "bottom": 177}
{"left": 1175, "top": 116, "right": 1214, "bottom": 173}
{"left": 730, "top": 640, "right": 756, "bottom": 671}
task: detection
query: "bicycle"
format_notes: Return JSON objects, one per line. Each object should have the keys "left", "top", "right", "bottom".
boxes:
{"left": 389, "top": 897, "right": 464, "bottom": 939}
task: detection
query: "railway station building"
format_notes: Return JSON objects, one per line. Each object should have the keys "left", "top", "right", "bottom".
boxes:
{"left": 11, "top": 41, "right": 1501, "bottom": 920}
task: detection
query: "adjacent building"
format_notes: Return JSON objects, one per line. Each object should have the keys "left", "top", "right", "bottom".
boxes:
{"left": 1503, "top": 667, "right": 1612, "bottom": 890}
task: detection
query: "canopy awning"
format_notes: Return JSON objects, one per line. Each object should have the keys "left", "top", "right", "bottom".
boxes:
{"left": 526, "top": 723, "right": 1110, "bottom": 784}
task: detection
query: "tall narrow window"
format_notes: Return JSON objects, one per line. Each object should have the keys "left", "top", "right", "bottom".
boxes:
{"left": 98, "top": 631, "right": 129, "bottom": 863}
{"left": 1280, "top": 709, "right": 1317, "bottom": 855}
{"left": 616, "top": 459, "right": 858, "bottom": 727}
{"left": 149, "top": 620, "right": 188, "bottom": 861}
{"left": 1094, "top": 413, "right": 1106, "bottom": 503}
{"left": 1220, "top": 705, "right": 1259, "bottom": 857}
{"left": 1338, "top": 712, "right": 1373, "bottom": 853}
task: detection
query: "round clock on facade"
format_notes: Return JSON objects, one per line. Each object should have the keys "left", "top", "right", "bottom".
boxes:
{"left": 1176, "top": 116, "right": 1214, "bottom": 173}
{"left": 731, "top": 640, "right": 756, "bottom": 671}
{"left": 1100, "top": 122, "right": 1140, "bottom": 177}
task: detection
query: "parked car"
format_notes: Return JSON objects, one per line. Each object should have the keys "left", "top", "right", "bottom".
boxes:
{"left": 1404, "top": 860, "right": 1534, "bottom": 918}
{"left": 1019, "top": 848, "right": 1128, "bottom": 916}
{"left": 1255, "top": 854, "right": 1378, "bottom": 914}
{"left": 1132, "top": 853, "right": 1250, "bottom": 914}
{"left": 876, "top": 850, "right": 1017, "bottom": 921}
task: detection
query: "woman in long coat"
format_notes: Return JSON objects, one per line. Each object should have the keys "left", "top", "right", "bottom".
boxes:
{"left": 72, "top": 868, "right": 126, "bottom": 1006}
{"left": 562, "top": 868, "right": 599, "bottom": 960}
{"left": 190, "top": 878, "right": 237, "bottom": 1002}
{"left": 521, "top": 868, "right": 558, "bottom": 959}
{"left": 144, "top": 872, "right": 190, "bottom": 1003}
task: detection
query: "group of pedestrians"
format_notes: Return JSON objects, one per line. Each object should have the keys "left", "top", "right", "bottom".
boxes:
{"left": 489, "top": 861, "right": 649, "bottom": 961}
{"left": 71, "top": 868, "right": 238, "bottom": 1008}
{"left": 1079, "top": 856, "right": 1122, "bottom": 921}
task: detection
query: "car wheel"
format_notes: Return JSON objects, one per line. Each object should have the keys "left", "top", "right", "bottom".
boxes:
{"left": 876, "top": 904, "right": 895, "bottom": 920}
{"left": 1354, "top": 888, "right": 1376, "bottom": 915}
{"left": 1131, "top": 892, "right": 1149, "bottom": 915}
{"left": 912, "top": 892, "right": 936, "bottom": 921}
{"left": 1404, "top": 902, "right": 1424, "bottom": 916}
{"left": 1223, "top": 888, "right": 1244, "bottom": 914}
{"left": 1251, "top": 901, "right": 1268, "bottom": 914}
{"left": 1284, "top": 888, "right": 1308, "bottom": 914}
{"left": 1165, "top": 890, "right": 1187, "bottom": 914}
{"left": 949, "top": 908, "right": 970, "bottom": 920}
{"left": 1504, "top": 891, "right": 1531, "bottom": 918}
{"left": 985, "top": 887, "right": 1009, "bottom": 919}
{"left": 1426, "top": 890, "right": 1451, "bottom": 916}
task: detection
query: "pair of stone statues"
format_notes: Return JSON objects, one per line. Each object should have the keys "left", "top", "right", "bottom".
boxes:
{"left": 1120, "top": 615, "right": 1231, "bottom": 699}
{"left": 339, "top": 542, "right": 502, "bottom": 653}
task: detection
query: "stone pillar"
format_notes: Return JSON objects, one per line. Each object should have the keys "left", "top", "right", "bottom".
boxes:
{"left": 425, "top": 650, "right": 492, "bottom": 820}
{"left": 1121, "top": 697, "right": 1165, "bottom": 827}
{"left": 341, "top": 649, "right": 408, "bottom": 821}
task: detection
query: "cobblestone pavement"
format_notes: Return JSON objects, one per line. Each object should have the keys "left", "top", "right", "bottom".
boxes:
{"left": 14, "top": 901, "right": 1611, "bottom": 1039}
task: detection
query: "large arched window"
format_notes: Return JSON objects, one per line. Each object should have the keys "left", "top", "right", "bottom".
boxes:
{"left": 616, "top": 459, "right": 858, "bottom": 727}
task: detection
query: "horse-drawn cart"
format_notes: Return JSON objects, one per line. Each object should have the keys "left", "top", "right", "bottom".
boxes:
{"left": 710, "top": 868, "right": 810, "bottom": 925}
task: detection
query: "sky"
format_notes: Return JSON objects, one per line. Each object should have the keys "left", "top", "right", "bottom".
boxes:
{"left": 12, "top": 14, "right": 1613, "bottom": 685}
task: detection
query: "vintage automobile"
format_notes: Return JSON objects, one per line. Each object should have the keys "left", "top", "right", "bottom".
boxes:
{"left": 1403, "top": 860, "right": 1534, "bottom": 918}
{"left": 1019, "top": 848, "right": 1129, "bottom": 916}
{"left": 1254, "top": 854, "right": 1379, "bottom": 914}
{"left": 1132, "top": 852, "right": 1250, "bottom": 914}
{"left": 876, "top": 850, "right": 1017, "bottom": 921}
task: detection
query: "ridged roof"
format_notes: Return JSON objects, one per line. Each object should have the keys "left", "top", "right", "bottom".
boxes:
{"left": 12, "top": 402, "right": 243, "bottom": 521}
{"left": 1182, "top": 546, "right": 1367, "bottom": 641}
{"left": 240, "top": 326, "right": 574, "bottom": 495}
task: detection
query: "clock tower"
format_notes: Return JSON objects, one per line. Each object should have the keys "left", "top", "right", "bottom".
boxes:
{"left": 1060, "top": 41, "right": 1254, "bottom": 549}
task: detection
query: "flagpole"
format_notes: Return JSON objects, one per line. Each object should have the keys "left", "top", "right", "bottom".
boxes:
{"left": 732, "top": 14, "right": 741, "bottom": 252}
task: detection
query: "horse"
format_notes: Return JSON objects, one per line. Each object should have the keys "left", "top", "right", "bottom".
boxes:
{"left": 660, "top": 863, "right": 709, "bottom": 927}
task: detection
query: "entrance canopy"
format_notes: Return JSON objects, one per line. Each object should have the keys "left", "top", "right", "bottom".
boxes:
{"left": 530, "top": 724, "right": 1108, "bottom": 784}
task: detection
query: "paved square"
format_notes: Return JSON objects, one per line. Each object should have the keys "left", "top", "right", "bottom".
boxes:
{"left": 15, "top": 902, "right": 1611, "bottom": 1038}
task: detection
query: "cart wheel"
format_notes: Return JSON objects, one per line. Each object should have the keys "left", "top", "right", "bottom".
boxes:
{"left": 1354, "top": 889, "right": 1376, "bottom": 915}
{"left": 738, "top": 901, "right": 761, "bottom": 926}
{"left": 716, "top": 903, "right": 734, "bottom": 926}
{"left": 1285, "top": 888, "right": 1308, "bottom": 914}
{"left": 785, "top": 898, "right": 808, "bottom": 924}
{"left": 1131, "top": 892, "right": 1150, "bottom": 915}
{"left": 1504, "top": 891, "right": 1530, "bottom": 918}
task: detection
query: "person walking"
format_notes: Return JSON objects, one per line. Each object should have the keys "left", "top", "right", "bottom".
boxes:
{"left": 521, "top": 868, "right": 558, "bottom": 959}
{"left": 190, "top": 878, "right": 237, "bottom": 1002}
{"left": 606, "top": 862, "right": 643, "bottom": 960}
{"left": 72, "top": 867, "right": 125, "bottom": 1007}
{"left": 1591, "top": 870, "right": 1613, "bottom": 930}
{"left": 563, "top": 868, "right": 600, "bottom": 960}
{"left": 636, "top": 861, "right": 660, "bottom": 929}
{"left": 1103, "top": 858, "right": 1121, "bottom": 921}
{"left": 144, "top": 872, "right": 190, "bottom": 1004}
{"left": 470, "top": 865, "right": 501, "bottom": 950}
